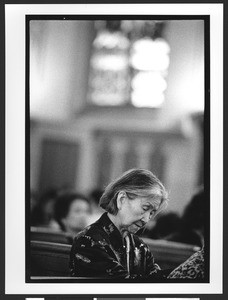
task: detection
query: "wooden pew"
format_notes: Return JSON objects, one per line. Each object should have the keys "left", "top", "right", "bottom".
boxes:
{"left": 30, "top": 241, "right": 115, "bottom": 281}
{"left": 30, "top": 226, "right": 72, "bottom": 244}
{"left": 30, "top": 238, "right": 200, "bottom": 278}
{"left": 30, "top": 240, "right": 71, "bottom": 276}
{"left": 142, "top": 237, "right": 200, "bottom": 269}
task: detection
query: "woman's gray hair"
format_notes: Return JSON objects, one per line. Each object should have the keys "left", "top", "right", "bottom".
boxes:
{"left": 99, "top": 168, "right": 168, "bottom": 215}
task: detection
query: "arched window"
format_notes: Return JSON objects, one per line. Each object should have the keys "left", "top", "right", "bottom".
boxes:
{"left": 88, "top": 20, "right": 170, "bottom": 108}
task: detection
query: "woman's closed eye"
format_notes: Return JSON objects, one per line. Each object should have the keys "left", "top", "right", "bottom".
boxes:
{"left": 150, "top": 209, "right": 157, "bottom": 216}
{"left": 142, "top": 206, "right": 150, "bottom": 212}
{"left": 142, "top": 206, "right": 157, "bottom": 216}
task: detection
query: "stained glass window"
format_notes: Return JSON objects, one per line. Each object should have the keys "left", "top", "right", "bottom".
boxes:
{"left": 88, "top": 21, "right": 130, "bottom": 106}
{"left": 88, "top": 20, "right": 170, "bottom": 108}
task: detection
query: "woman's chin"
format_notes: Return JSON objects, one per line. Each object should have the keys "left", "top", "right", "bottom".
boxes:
{"left": 127, "top": 224, "right": 140, "bottom": 234}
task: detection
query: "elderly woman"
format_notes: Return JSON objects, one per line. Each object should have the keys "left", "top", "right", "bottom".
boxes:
{"left": 69, "top": 168, "right": 168, "bottom": 279}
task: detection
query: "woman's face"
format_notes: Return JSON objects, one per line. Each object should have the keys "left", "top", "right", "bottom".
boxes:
{"left": 62, "top": 199, "right": 90, "bottom": 232}
{"left": 117, "top": 193, "right": 162, "bottom": 234}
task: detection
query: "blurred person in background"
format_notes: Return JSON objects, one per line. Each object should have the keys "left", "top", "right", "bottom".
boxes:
{"left": 70, "top": 168, "right": 170, "bottom": 279}
{"left": 87, "top": 188, "right": 104, "bottom": 224}
{"left": 54, "top": 192, "right": 91, "bottom": 240}
{"left": 167, "top": 246, "right": 204, "bottom": 279}
{"left": 30, "top": 188, "right": 60, "bottom": 230}
{"left": 142, "top": 212, "right": 182, "bottom": 240}
{"left": 166, "top": 187, "right": 205, "bottom": 247}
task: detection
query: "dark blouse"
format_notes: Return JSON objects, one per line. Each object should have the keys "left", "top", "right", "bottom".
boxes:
{"left": 69, "top": 213, "right": 161, "bottom": 279}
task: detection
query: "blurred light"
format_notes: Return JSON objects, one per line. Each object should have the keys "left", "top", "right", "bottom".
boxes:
{"left": 132, "top": 37, "right": 170, "bottom": 55}
{"left": 91, "top": 54, "right": 128, "bottom": 70}
{"left": 130, "top": 38, "right": 170, "bottom": 71}
{"left": 131, "top": 90, "right": 165, "bottom": 108}
{"left": 90, "top": 92, "right": 127, "bottom": 106}
{"left": 131, "top": 72, "right": 167, "bottom": 92}
{"left": 90, "top": 21, "right": 170, "bottom": 108}
{"left": 179, "top": 80, "right": 205, "bottom": 113}
{"left": 93, "top": 30, "right": 130, "bottom": 49}
{"left": 30, "top": 49, "right": 46, "bottom": 110}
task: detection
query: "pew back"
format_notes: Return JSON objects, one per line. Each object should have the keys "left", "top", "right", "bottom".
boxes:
{"left": 30, "top": 238, "right": 200, "bottom": 277}
{"left": 142, "top": 237, "right": 200, "bottom": 269}
{"left": 30, "top": 227, "right": 72, "bottom": 244}
{"left": 30, "top": 240, "right": 71, "bottom": 276}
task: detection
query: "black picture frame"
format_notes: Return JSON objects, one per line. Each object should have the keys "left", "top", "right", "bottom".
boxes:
{"left": 1, "top": 0, "right": 227, "bottom": 299}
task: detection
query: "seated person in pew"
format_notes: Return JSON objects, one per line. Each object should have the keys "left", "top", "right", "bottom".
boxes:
{"left": 87, "top": 188, "right": 105, "bottom": 225}
{"left": 165, "top": 187, "right": 205, "bottom": 248}
{"left": 70, "top": 168, "right": 171, "bottom": 279}
{"left": 54, "top": 191, "right": 91, "bottom": 242}
{"left": 141, "top": 212, "right": 182, "bottom": 240}
{"left": 30, "top": 188, "right": 60, "bottom": 230}
{"left": 167, "top": 246, "right": 204, "bottom": 279}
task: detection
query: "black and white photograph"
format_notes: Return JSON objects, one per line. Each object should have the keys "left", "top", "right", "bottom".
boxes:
{"left": 28, "top": 16, "right": 208, "bottom": 283}
{"left": 4, "top": 3, "right": 224, "bottom": 296}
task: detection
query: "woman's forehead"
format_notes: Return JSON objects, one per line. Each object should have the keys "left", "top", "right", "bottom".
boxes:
{"left": 141, "top": 196, "right": 161, "bottom": 207}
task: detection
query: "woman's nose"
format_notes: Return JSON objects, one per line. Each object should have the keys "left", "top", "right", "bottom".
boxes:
{"left": 142, "top": 211, "right": 152, "bottom": 223}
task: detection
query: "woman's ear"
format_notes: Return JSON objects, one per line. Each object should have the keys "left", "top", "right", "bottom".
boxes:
{"left": 116, "top": 191, "right": 126, "bottom": 210}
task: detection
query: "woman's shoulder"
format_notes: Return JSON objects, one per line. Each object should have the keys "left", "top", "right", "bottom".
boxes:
{"left": 72, "top": 219, "right": 107, "bottom": 244}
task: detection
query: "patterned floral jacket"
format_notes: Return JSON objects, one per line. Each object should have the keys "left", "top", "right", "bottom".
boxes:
{"left": 69, "top": 213, "right": 161, "bottom": 279}
{"left": 167, "top": 247, "right": 204, "bottom": 279}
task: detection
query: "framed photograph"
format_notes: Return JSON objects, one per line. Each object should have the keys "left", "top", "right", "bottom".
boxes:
{"left": 4, "top": 1, "right": 224, "bottom": 298}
